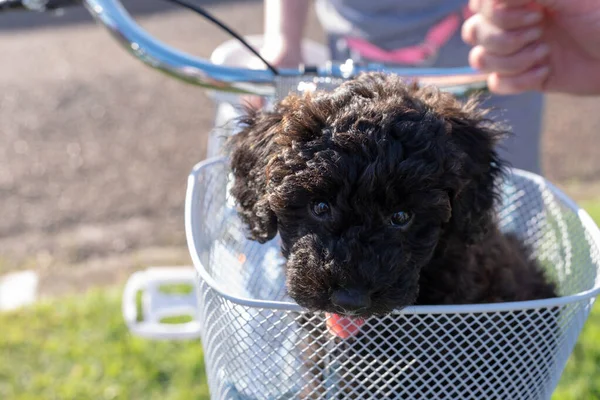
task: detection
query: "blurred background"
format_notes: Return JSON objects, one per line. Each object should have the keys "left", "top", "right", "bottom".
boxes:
{"left": 0, "top": 0, "right": 599, "bottom": 399}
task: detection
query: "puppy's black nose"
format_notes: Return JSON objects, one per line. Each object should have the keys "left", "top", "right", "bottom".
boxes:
{"left": 331, "top": 289, "right": 371, "bottom": 313}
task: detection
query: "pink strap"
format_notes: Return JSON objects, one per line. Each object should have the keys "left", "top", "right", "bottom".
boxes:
{"left": 345, "top": 6, "right": 470, "bottom": 65}
{"left": 345, "top": 36, "right": 433, "bottom": 64}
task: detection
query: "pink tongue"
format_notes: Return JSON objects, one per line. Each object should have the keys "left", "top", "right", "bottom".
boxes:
{"left": 326, "top": 313, "right": 365, "bottom": 339}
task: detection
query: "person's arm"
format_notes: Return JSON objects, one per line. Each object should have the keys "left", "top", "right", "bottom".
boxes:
{"left": 243, "top": 1, "right": 309, "bottom": 109}
{"left": 261, "top": 0, "right": 310, "bottom": 67}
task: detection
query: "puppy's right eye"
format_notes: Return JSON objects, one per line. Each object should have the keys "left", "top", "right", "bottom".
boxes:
{"left": 390, "top": 211, "right": 413, "bottom": 229}
{"left": 311, "top": 201, "right": 331, "bottom": 218}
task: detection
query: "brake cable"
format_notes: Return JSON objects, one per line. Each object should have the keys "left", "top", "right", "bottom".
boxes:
{"left": 160, "top": 0, "right": 280, "bottom": 76}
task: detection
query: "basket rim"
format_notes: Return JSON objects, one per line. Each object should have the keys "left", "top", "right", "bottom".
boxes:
{"left": 185, "top": 157, "right": 600, "bottom": 315}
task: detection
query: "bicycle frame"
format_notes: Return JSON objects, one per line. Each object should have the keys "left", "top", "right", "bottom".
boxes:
{"left": 3, "top": 0, "right": 488, "bottom": 97}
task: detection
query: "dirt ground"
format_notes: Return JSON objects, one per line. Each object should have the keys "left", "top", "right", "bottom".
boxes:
{"left": 1, "top": 0, "right": 599, "bottom": 296}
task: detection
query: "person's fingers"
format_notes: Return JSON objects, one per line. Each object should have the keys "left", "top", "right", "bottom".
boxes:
{"left": 462, "top": 15, "right": 542, "bottom": 55}
{"left": 468, "top": 0, "right": 481, "bottom": 13}
{"left": 461, "top": 15, "right": 479, "bottom": 45}
{"left": 483, "top": 6, "right": 543, "bottom": 30}
{"left": 471, "top": 1, "right": 543, "bottom": 30}
{"left": 487, "top": 65, "right": 550, "bottom": 94}
{"left": 470, "top": 0, "right": 538, "bottom": 13}
{"left": 469, "top": 41, "right": 549, "bottom": 74}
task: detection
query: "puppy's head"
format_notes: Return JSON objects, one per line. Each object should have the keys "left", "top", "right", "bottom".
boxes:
{"left": 229, "top": 72, "right": 505, "bottom": 317}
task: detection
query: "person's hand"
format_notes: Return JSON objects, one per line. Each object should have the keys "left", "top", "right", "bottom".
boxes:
{"left": 258, "top": 38, "right": 304, "bottom": 70}
{"left": 242, "top": 39, "right": 304, "bottom": 110}
{"left": 462, "top": 0, "right": 600, "bottom": 95}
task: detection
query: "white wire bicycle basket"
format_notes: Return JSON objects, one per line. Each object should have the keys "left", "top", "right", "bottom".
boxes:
{"left": 185, "top": 157, "right": 600, "bottom": 400}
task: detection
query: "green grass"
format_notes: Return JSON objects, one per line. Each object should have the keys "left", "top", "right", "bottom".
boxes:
{"left": 0, "top": 289, "right": 209, "bottom": 400}
{"left": 553, "top": 303, "right": 600, "bottom": 399}
{"left": 552, "top": 199, "right": 600, "bottom": 399}
{"left": 582, "top": 200, "right": 600, "bottom": 224}
{"left": 2, "top": 201, "right": 600, "bottom": 399}
{"left": 2, "top": 290, "right": 599, "bottom": 400}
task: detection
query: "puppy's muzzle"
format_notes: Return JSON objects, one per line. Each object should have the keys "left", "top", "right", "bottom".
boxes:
{"left": 331, "top": 288, "right": 372, "bottom": 315}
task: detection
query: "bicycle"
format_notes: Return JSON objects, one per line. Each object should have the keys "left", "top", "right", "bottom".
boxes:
{"left": 4, "top": 1, "right": 600, "bottom": 399}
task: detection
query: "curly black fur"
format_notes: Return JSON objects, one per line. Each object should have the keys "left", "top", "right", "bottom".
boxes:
{"left": 228, "top": 72, "right": 556, "bottom": 316}
{"left": 227, "top": 73, "right": 559, "bottom": 399}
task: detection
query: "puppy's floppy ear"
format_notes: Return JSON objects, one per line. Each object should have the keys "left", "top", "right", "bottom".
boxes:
{"left": 441, "top": 97, "right": 507, "bottom": 245}
{"left": 227, "top": 106, "right": 282, "bottom": 243}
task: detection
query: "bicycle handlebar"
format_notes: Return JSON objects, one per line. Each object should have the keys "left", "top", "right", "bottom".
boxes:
{"left": 4, "top": 0, "right": 489, "bottom": 97}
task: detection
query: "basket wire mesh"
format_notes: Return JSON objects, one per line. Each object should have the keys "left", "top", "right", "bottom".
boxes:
{"left": 185, "top": 156, "right": 600, "bottom": 400}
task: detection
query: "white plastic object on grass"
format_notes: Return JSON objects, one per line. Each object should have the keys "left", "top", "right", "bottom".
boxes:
{"left": 0, "top": 270, "right": 38, "bottom": 311}
{"left": 122, "top": 266, "right": 201, "bottom": 340}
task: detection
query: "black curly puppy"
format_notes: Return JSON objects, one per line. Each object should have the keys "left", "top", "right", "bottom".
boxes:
{"left": 228, "top": 72, "right": 555, "bottom": 316}
{"left": 227, "top": 72, "right": 558, "bottom": 398}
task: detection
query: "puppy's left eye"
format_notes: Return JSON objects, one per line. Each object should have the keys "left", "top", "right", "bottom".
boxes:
{"left": 390, "top": 211, "right": 413, "bottom": 228}
{"left": 311, "top": 201, "right": 331, "bottom": 218}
